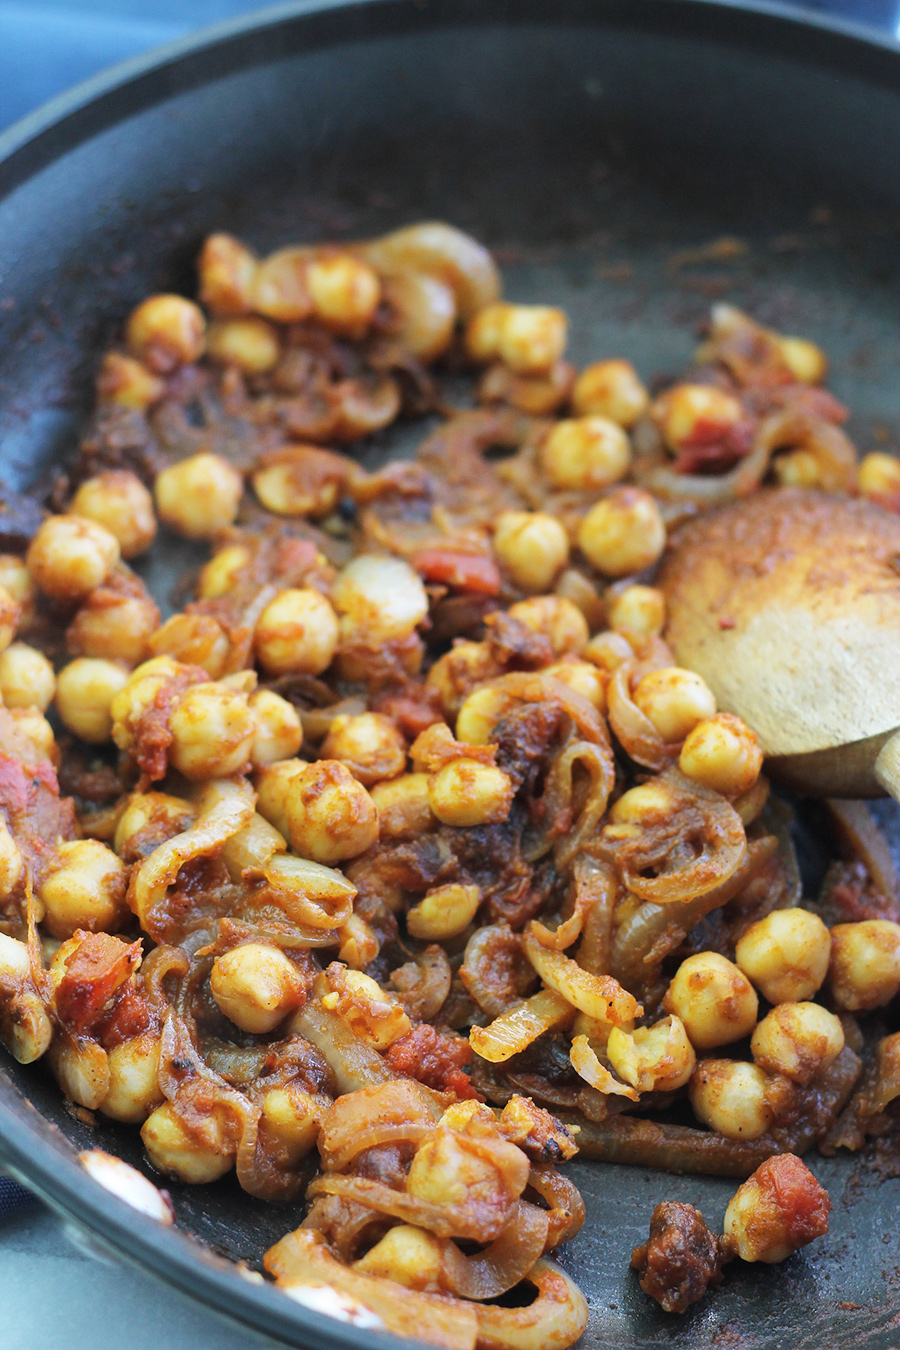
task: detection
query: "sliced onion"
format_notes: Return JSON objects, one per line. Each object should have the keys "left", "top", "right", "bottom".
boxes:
{"left": 474, "top": 1259, "right": 588, "bottom": 1350}
{"left": 318, "top": 1079, "right": 442, "bottom": 1172}
{"left": 569, "top": 1035, "right": 639, "bottom": 1100}
{"left": 522, "top": 928, "right": 639, "bottom": 1025}
{"left": 469, "top": 989, "right": 573, "bottom": 1064}
{"left": 526, "top": 1165, "right": 585, "bottom": 1248}
{"left": 441, "top": 1201, "right": 549, "bottom": 1300}
{"left": 289, "top": 1001, "right": 392, "bottom": 1095}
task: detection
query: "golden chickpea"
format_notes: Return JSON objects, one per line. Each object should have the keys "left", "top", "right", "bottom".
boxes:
{"left": 773, "top": 449, "right": 822, "bottom": 488}
{"left": 540, "top": 416, "right": 631, "bottom": 491}
{"left": 284, "top": 759, "right": 379, "bottom": 864}
{"left": 55, "top": 658, "right": 129, "bottom": 743}
{"left": 0, "top": 584, "right": 19, "bottom": 654}
{"left": 125, "top": 294, "right": 206, "bottom": 372}
{"left": 607, "top": 585, "right": 666, "bottom": 638}
{"left": 70, "top": 471, "right": 156, "bottom": 559}
{"left": 735, "top": 908, "right": 831, "bottom": 1004}
{"left": 101, "top": 1034, "right": 164, "bottom": 1124}
{"left": 154, "top": 453, "right": 243, "bottom": 540}
{"left": 255, "top": 587, "right": 339, "bottom": 676}
{"left": 141, "top": 1102, "right": 234, "bottom": 1184}
{"left": 353, "top": 1225, "right": 444, "bottom": 1291}
{"left": 210, "top": 943, "right": 305, "bottom": 1034}
{"left": 110, "top": 655, "right": 181, "bottom": 754}
{"left": 259, "top": 1084, "right": 323, "bottom": 1166}
{"left": 689, "top": 1059, "right": 777, "bottom": 1140}
{"left": 828, "top": 920, "right": 900, "bottom": 1011}
{"left": 255, "top": 758, "right": 308, "bottom": 840}
{"left": 206, "top": 317, "right": 280, "bottom": 374}
{"left": 583, "top": 629, "right": 634, "bottom": 672}
{"left": 68, "top": 590, "right": 159, "bottom": 665}
{"left": 858, "top": 451, "right": 900, "bottom": 501}
{"left": 168, "top": 682, "right": 255, "bottom": 780}
{"left": 723, "top": 1154, "right": 831, "bottom": 1263}
{"left": 147, "top": 612, "right": 229, "bottom": 678}
{"left": 633, "top": 666, "right": 717, "bottom": 743}
{"left": 465, "top": 302, "right": 567, "bottom": 375}
{"left": 38, "top": 839, "right": 128, "bottom": 938}
{"left": 653, "top": 383, "right": 743, "bottom": 454}
{"left": 320, "top": 712, "right": 406, "bottom": 787}
{"left": 663, "top": 952, "right": 759, "bottom": 1051}
{"left": 679, "top": 712, "right": 763, "bottom": 797}
{"left": 198, "top": 543, "right": 251, "bottom": 600}
{"left": 0, "top": 820, "right": 24, "bottom": 899}
{"left": 0, "top": 556, "right": 35, "bottom": 624}
{"left": 751, "top": 1002, "right": 844, "bottom": 1085}
{"left": 608, "top": 1016, "right": 696, "bottom": 1093}
{"left": 248, "top": 689, "right": 303, "bottom": 767}
{"left": 198, "top": 232, "right": 258, "bottom": 315}
{"left": 543, "top": 659, "right": 606, "bottom": 711}
{"left": 577, "top": 487, "right": 666, "bottom": 577}
{"left": 307, "top": 255, "right": 381, "bottom": 332}
{"left": 407, "top": 882, "right": 481, "bottom": 941}
{"left": 96, "top": 352, "right": 165, "bottom": 410}
{"left": 425, "top": 640, "right": 496, "bottom": 719}
{"left": 0, "top": 642, "right": 55, "bottom": 711}
{"left": 493, "top": 511, "right": 570, "bottom": 593}
{"left": 332, "top": 555, "right": 429, "bottom": 644}
{"left": 27, "top": 514, "right": 120, "bottom": 601}
{"left": 572, "top": 359, "right": 649, "bottom": 427}
{"left": 10, "top": 709, "right": 55, "bottom": 761}
{"left": 778, "top": 335, "right": 827, "bottom": 384}
{"left": 428, "top": 758, "right": 514, "bottom": 828}
{"left": 508, "top": 595, "right": 589, "bottom": 656}
{"left": 252, "top": 446, "right": 349, "bottom": 520}
{"left": 455, "top": 686, "right": 518, "bottom": 745}
{"left": 114, "top": 791, "right": 195, "bottom": 857}
{"left": 369, "top": 773, "right": 435, "bottom": 841}
{"left": 609, "top": 779, "right": 678, "bottom": 826}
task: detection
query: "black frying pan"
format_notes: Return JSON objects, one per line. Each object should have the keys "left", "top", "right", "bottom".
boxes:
{"left": 2, "top": 1, "right": 900, "bottom": 1345}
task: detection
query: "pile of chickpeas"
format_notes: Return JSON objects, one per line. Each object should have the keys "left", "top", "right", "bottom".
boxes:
{"left": 0, "top": 220, "right": 898, "bottom": 1339}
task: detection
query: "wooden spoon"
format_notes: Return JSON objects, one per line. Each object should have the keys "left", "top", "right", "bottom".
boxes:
{"left": 658, "top": 486, "right": 900, "bottom": 799}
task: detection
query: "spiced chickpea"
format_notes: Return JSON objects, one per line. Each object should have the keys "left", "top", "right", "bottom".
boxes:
{"left": 571, "top": 359, "right": 649, "bottom": 427}
{"left": 0, "top": 556, "right": 34, "bottom": 627}
{"left": 0, "top": 643, "right": 55, "bottom": 712}
{"left": 466, "top": 302, "right": 568, "bottom": 375}
{"left": 96, "top": 352, "right": 164, "bottom": 411}
{"left": 688, "top": 1059, "right": 779, "bottom": 1141}
{"left": 723, "top": 1155, "right": 830, "bottom": 1263}
{"left": 68, "top": 590, "right": 160, "bottom": 666}
{"left": 254, "top": 588, "right": 339, "bottom": 677}
{"left": 70, "top": 471, "right": 157, "bottom": 559}
{"left": 154, "top": 453, "right": 243, "bottom": 540}
{"left": 735, "top": 908, "right": 831, "bottom": 1005}
{"left": 428, "top": 759, "right": 514, "bottom": 828}
{"left": 663, "top": 952, "right": 758, "bottom": 1051}
{"left": 777, "top": 336, "right": 827, "bottom": 384}
{"left": 369, "top": 774, "right": 435, "bottom": 841}
{"left": 0, "top": 585, "right": 18, "bottom": 654}
{"left": 679, "top": 713, "right": 763, "bottom": 797}
{"left": 750, "top": 1003, "right": 844, "bottom": 1085}
{"left": 283, "top": 760, "right": 379, "bottom": 864}
{"left": 206, "top": 317, "right": 281, "bottom": 374}
{"left": 607, "top": 585, "right": 666, "bottom": 638}
{"left": 249, "top": 689, "right": 304, "bottom": 767}
{"left": 332, "top": 555, "right": 428, "bottom": 645}
{"left": 210, "top": 943, "right": 305, "bottom": 1034}
{"left": 255, "top": 759, "right": 308, "bottom": 840}
{"left": 27, "top": 515, "right": 120, "bottom": 601}
{"left": 198, "top": 544, "right": 252, "bottom": 599}
{"left": 320, "top": 712, "right": 407, "bottom": 787}
{"left": 858, "top": 452, "right": 900, "bottom": 502}
{"left": 141, "top": 1103, "right": 234, "bottom": 1184}
{"left": 633, "top": 667, "right": 717, "bottom": 743}
{"left": 493, "top": 511, "right": 570, "bottom": 593}
{"left": 828, "top": 920, "right": 900, "bottom": 1011}
{"left": 125, "top": 294, "right": 206, "bottom": 372}
{"left": 577, "top": 487, "right": 666, "bottom": 577}
{"left": 652, "top": 383, "right": 743, "bottom": 454}
{"left": 38, "top": 839, "right": 128, "bottom": 938}
{"left": 101, "top": 1034, "right": 165, "bottom": 1124}
{"left": 168, "top": 682, "right": 255, "bottom": 779}
{"left": 306, "top": 255, "right": 381, "bottom": 333}
{"left": 607, "top": 1016, "right": 696, "bottom": 1092}
{"left": 508, "top": 595, "right": 589, "bottom": 656}
{"left": 55, "top": 658, "right": 129, "bottom": 743}
{"left": 148, "top": 612, "right": 230, "bottom": 678}
{"left": 540, "top": 417, "right": 631, "bottom": 491}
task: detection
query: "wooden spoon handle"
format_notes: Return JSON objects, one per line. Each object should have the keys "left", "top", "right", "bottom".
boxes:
{"left": 874, "top": 731, "right": 900, "bottom": 803}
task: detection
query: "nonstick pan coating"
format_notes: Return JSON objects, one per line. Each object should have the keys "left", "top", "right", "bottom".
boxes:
{"left": 1, "top": 2, "right": 900, "bottom": 1346}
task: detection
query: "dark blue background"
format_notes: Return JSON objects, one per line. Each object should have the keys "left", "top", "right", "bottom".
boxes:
{"left": 0, "top": 0, "right": 899, "bottom": 135}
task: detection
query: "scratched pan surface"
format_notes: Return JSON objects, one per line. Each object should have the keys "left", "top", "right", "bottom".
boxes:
{"left": 2, "top": 1, "right": 900, "bottom": 1345}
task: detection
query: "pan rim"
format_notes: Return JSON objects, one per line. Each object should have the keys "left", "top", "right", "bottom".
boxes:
{"left": 1, "top": 1, "right": 900, "bottom": 1347}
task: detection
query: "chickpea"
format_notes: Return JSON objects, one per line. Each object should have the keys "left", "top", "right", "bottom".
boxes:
{"left": 751, "top": 1002, "right": 844, "bottom": 1085}
{"left": 307, "top": 255, "right": 381, "bottom": 332}
{"left": 583, "top": 629, "right": 634, "bottom": 672}
{"left": 210, "top": 943, "right": 305, "bottom": 1034}
{"left": 456, "top": 686, "right": 518, "bottom": 746}
{"left": 252, "top": 446, "right": 349, "bottom": 519}
{"left": 607, "top": 585, "right": 666, "bottom": 638}
{"left": 633, "top": 666, "right": 717, "bottom": 743}
{"left": 407, "top": 882, "right": 481, "bottom": 941}
{"left": 284, "top": 759, "right": 379, "bottom": 864}
{"left": 492, "top": 511, "right": 569, "bottom": 594}
{"left": 540, "top": 416, "right": 632, "bottom": 491}
{"left": 10, "top": 709, "right": 55, "bottom": 761}
{"left": 577, "top": 487, "right": 666, "bottom": 577}
{"left": 260, "top": 1084, "right": 324, "bottom": 1166}
{"left": 663, "top": 952, "right": 758, "bottom": 1051}
{"left": 543, "top": 659, "right": 606, "bottom": 711}
{"left": 607, "top": 1016, "right": 696, "bottom": 1093}
{"left": 322, "top": 967, "right": 411, "bottom": 1049}
{"left": 125, "top": 294, "right": 206, "bottom": 372}
{"left": 0, "top": 584, "right": 18, "bottom": 654}
{"left": 27, "top": 514, "right": 120, "bottom": 601}
{"left": 332, "top": 555, "right": 429, "bottom": 644}
{"left": 248, "top": 689, "right": 303, "bottom": 767}
{"left": 858, "top": 451, "right": 900, "bottom": 501}
{"left": 206, "top": 317, "right": 280, "bottom": 374}
{"left": 0, "top": 643, "right": 55, "bottom": 711}
{"left": 679, "top": 712, "right": 763, "bottom": 797}
{"left": 110, "top": 655, "right": 181, "bottom": 753}
{"left": 55, "top": 658, "right": 128, "bottom": 743}
{"left": 154, "top": 453, "right": 243, "bottom": 540}
{"left": 96, "top": 352, "right": 165, "bottom": 411}
{"left": 0, "top": 932, "right": 51, "bottom": 1063}
{"left": 828, "top": 920, "right": 900, "bottom": 1011}
{"left": 773, "top": 449, "right": 822, "bottom": 488}
{"left": 320, "top": 712, "right": 407, "bottom": 787}
{"left": 38, "top": 839, "right": 128, "bottom": 938}
{"left": 148, "top": 612, "right": 230, "bottom": 679}
{"left": 689, "top": 1059, "right": 779, "bottom": 1140}
{"left": 735, "top": 908, "right": 831, "bottom": 1004}
{"left": 0, "top": 820, "right": 24, "bottom": 899}
{"left": 609, "top": 779, "right": 679, "bottom": 826}
{"left": 168, "top": 682, "right": 255, "bottom": 780}
{"left": 778, "top": 335, "right": 827, "bottom": 384}
{"left": 101, "top": 1033, "right": 164, "bottom": 1124}
{"left": 114, "top": 791, "right": 195, "bottom": 858}
{"left": 572, "top": 359, "right": 649, "bottom": 427}
{"left": 198, "top": 232, "right": 258, "bottom": 315}
{"left": 0, "top": 556, "right": 35, "bottom": 627}
{"left": 68, "top": 590, "right": 159, "bottom": 665}
{"left": 254, "top": 587, "right": 339, "bottom": 677}
{"left": 653, "top": 383, "right": 743, "bottom": 454}
{"left": 369, "top": 773, "right": 434, "bottom": 841}
{"left": 428, "top": 758, "right": 514, "bottom": 828}
{"left": 70, "top": 471, "right": 156, "bottom": 559}
{"left": 255, "top": 758, "right": 308, "bottom": 840}
{"left": 508, "top": 595, "right": 589, "bottom": 656}
{"left": 466, "top": 302, "right": 567, "bottom": 375}
{"left": 141, "top": 1102, "right": 234, "bottom": 1184}
{"left": 198, "top": 543, "right": 251, "bottom": 600}
{"left": 353, "top": 1224, "right": 444, "bottom": 1291}
{"left": 723, "top": 1154, "right": 830, "bottom": 1263}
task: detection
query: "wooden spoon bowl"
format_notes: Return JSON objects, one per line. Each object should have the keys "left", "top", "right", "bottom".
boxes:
{"left": 658, "top": 487, "right": 900, "bottom": 798}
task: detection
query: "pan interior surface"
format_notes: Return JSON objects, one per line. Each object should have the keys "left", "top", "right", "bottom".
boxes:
{"left": 1, "top": 3, "right": 900, "bottom": 1347}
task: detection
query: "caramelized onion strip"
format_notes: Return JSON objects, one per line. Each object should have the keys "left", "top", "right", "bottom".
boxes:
{"left": 470, "top": 989, "right": 573, "bottom": 1064}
